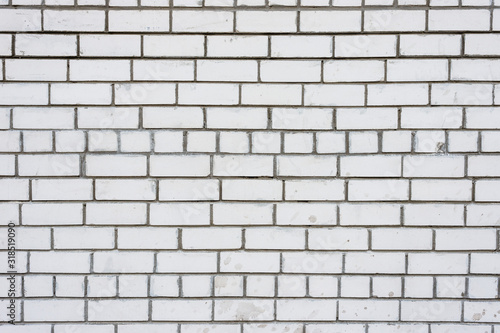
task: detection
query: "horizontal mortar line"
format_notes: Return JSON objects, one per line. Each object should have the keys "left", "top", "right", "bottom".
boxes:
{"left": 3, "top": 104, "right": 499, "bottom": 108}
{"left": 3, "top": 80, "right": 500, "bottom": 84}
{"left": 5, "top": 56, "right": 500, "bottom": 60}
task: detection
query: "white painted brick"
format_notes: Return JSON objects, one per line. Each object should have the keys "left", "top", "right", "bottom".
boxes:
{"left": 348, "top": 179, "right": 409, "bottom": 201}
{"left": 237, "top": 11, "right": 296, "bottom": 32}
{"left": 387, "top": 59, "right": 448, "bottom": 82}
{"left": 160, "top": 179, "right": 219, "bottom": 201}
{"left": 6, "top": 59, "right": 66, "bottom": 81}
{"left": 452, "top": 60, "right": 500, "bottom": 81}
{"left": 197, "top": 60, "right": 257, "bottom": 82}
{"left": 345, "top": 253, "right": 405, "bottom": 274}
{"left": 348, "top": 131, "right": 378, "bottom": 153}
{"left": 215, "top": 300, "right": 274, "bottom": 321}
{"left": 179, "top": 83, "right": 239, "bottom": 105}
{"left": 401, "top": 301, "right": 461, "bottom": 322}
{"left": 405, "top": 204, "right": 464, "bottom": 226}
{"left": 277, "top": 203, "right": 337, "bottom": 225}
{"left": 285, "top": 179, "right": 344, "bottom": 201}
{"left": 309, "top": 228, "right": 368, "bottom": 250}
{"left": 144, "top": 35, "right": 205, "bottom": 57}
{"left": 153, "top": 300, "right": 212, "bottom": 321}
{"left": 214, "top": 155, "right": 273, "bottom": 176}
{"left": 220, "top": 131, "right": 249, "bottom": 153}
{"left": 340, "top": 203, "right": 400, "bottom": 226}
{"left": 24, "top": 300, "right": 84, "bottom": 322}
{"left": 482, "top": 131, "right": 500, "bottom": 152}
{"left": 96, "top": 179, "right": 156, "bottom": 201}
{"left": 476, "top": 180, "right": 500, "bottom": 202}
{"left": 246, "top": 275, "right": 275, "bottom": 297}
{"left": 408, "top": 253, "right": 468, "bottom": 274}
{"left": 278, "top": 155, "right": 337, "bottom": 177}
{"left": 411, "top": 179, "right": 472, "bottom": 201}
{"left": 88, "top": 300, "right": 149, "bottom": 321}
{"left": 284, "top": 132, "right": 313, "bottom": 153}
{"left": 432, "top": 83, "right": 493, "bottom": 105}
{"left": 271, "top": 35, "right": 332, "bottom": 58}
{"left": 208, "top": 35, "right": 268, "bottom": 57}
{"left": 365, "top": 10, "right": 425, "bottom": 32}
{"left": 182, "top": 227, "right": 241, "bottom": 249}
{"left": 339, "top": 300, "right": 399, "bottom": 321}
{"left": 0, "top": 9, "right": 41, "bottom": 31}
{"left": 368, "top": 84, "right": 429, "bottom": 106}
{"left": 401, "top": 107, "right": 463, "bottom": 129}
{"left": 435, "top": 228, "right": 497, "bottom": 250}
{"left": 118, "top": 227, "right": 177, "bottom": 249}
{"left": 372, "top": 228, "right": 432, "bottom": 250}
{"left": 70, "top": 60, "right": 130, "bottom": 81}
{"left": 272, "top": 108, "right": 333, "bottom": 130}
{"left": 213, "top": 203, "right": 273, "bottom": 225}
{"left": 19, "top": 154, "right": 79, "bottom": 176}
{"left": 187, "top": 131, "right": 216, "bottom": 152}
{"left": 32, "top": 179, "right": 92, "bottom": 201}
{"left": 174, "top": 10, "right": 233, "bottom": 32}
{"left": 341, "top": 155, "right": 401, "bottom": 177}
{"left": 30, "top": 251, "right": 90, "bottom": 273}
{"left": 0, "top": 83, "right": 48, "bottom": 105}
{"left": 109, "top": 10, "right": 169, "bottom": 31}
{"left": 220, "top": 252, "right": 280, "bottom": 273}
{"left": 86, "top": 155, "right": 147, "bottom": 176}
{"left": 261, "top": 60, "right": 321, "bottom": 83}
{"left": 429, "top": 10, "right": 490, "bottom": 31}
{"left": 0, "top": 155, "right": 15, "bottom": 175}
{"left": 78, "top": 107, "right": 138, "bottom": 129}
{"left": 300, "top": 11, "right": 361, "bottom": 32}
{"left": 400, "top": 34, "right": 462, "bottom": 56}
{"left": 157, "top": 252, "right": 217, "bottom": 272}
{"left": 277, "top": 300, "right": 337, "bottom": 321}
{"left": 246, "top": 227, "right": 305, "bottom": 249}
{"left": 403, "top": 156, "right": 464, "bottom": 178}
{"left": 143, "top": 107, "right": 203, "bottom": 129}
{"left": 152, "top": 155, "right": 209, "bottom": 176}
{"left": 0, "top": 34, "right": 11, "bottom": 55}
{"left": 154, "top": 131, "right": 183, "bottom": 152}
{"left": 51, "top": 83, "right": 111, "bottom": 105}
{"left": 469, "top": 156, "right": 500, "bottom": 176}
{"left": 335, "top": 35, "right": 396, "bottom": 58}
{"left": 80, "top": 35, "right": 141, "bottom": 57}
{"left": 242, "top": 84, "right": 302, "bottom": 106}
{"left": 304, "top": 84, "right": 365, "bottom": 106}
{"left": 0, "top": 131, "right": 20, "bottom": 152}
{"left": 44, "top": 10, "right": 105, "bottom": 31}
{"left": 465, "top": 34, "right": 500, "bottom": 56}
{"left": 94, "top": 251, "right": 154, "bottom": 273}
{"left": 115, "top": 83, "right": 176, "bottom": 105}
{"left": 324, "top": 60, "right": 384, "bottom": 82}
{"left": 54, "top": 227, "right": 115, "bottom": 249}
{"left": 222, "top": 179, "right": 281, "bottom": 201}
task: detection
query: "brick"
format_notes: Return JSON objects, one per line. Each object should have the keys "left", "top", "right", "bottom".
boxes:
{"left": 435, "top": 229, "right": 497, "bottom": 250}
{"left": 80, "top": 35, "right": 140, "bottom": 57}
{"left": 408, "top": 253, "right": 468, "bottom": 274}
{"left": 335, "top": 35, "right": 396, "bottom": 58}
{"left": 157, "top": 252, "right": 217, "bottom": 273}
{"left": 339, "top": 300, "right": 399, "bottom": 321}
{"left": 94, "top": 251, "right": 154, "bottom": 273}
{"left": 208, "top": 35, "right": 268, "bottom": 57}
{"left": 78, "top": 107, "right": 139, "bottom": 129}
{"left": 271, "top": 36, "right": 332, "bottom": 58}
{"left": 160, "top": 179, "right": 219, "bottom": 201}
{"left": 400, "top": 34, "right": 461, "bottom": 56}
{"left": 469, "top": 156, "right": 500, "bottom": 176}
{"left": 151, "top": 155, "right": 210, "bottom": 177}
{"left": 197, "top": 60, "right": 257, "bottom": 82}
{"left": 282, "top": 252, "right": 342, "bottom": 273}
{"left": 348, "top": 179, "right": 409, "bottom": 201}
{"left": 345, "top": 253, "right": 405, "bottom": 274}
{"left": 341, "top": 155, "right": 401, "bottom": 177}
{"left": 0, "top": 83, "right": 48, "bottom": 105}
{"left": 411, "top": 180, "right": 472, "bottom": 201}
{"left": 32, "top": 179, "right": 93, "bottom": 201}
{"left": 237, "top": 11, "right": 296, "bottom": 32}
{"left": 324, "top": 60, "right": 384, "bottom": 82}
{"left": 300, "top": 11, "right": 361, "bottom": 32}
{"left": 432, "top": 83, "right": 493, "bottom": 106}
{"left": 207, "top": 107, "right": 267, "bottom": 129}
{"left": 476, "top": 180, "right": 500, "bottom": 202}
{"left": 403, "top": 156, "right": 465, "bottom": 178}
{"left": 54, "top": 227, "right": 114, "bottom": 249}
{"left": 153, "top": 300, "right": 212, "bottom": 321}
{"left": 309, "top": 228, "right": 368, "bottom": 250}
{"left": 452, "top": 60, "right": 500, "bottom": 81}
{"left": 174, "top": 10, "right": 233, "bottom": 32}
{"left": 340, "top": 203, "right": 401, "bottom": 226}
{"left": 220, "top": 252, "right": 280, "bottom": 273}
{"left": 365, "top": 10, "right": 425, "bottom": 32}
{"left": 44, "top": 10, "right": 105, "bottom": 31}
{"left": 405, "top": 204, "right": 464, "bottom": 226}
{"left": 242, "top": 84, "right": 302, "bottom": 106}
{"left": 86, "top": 155, "right": 147, "bottom": 176}
{"left": 0, "top": 34, "right": 12, "bottom": 55}
{"left": 368, "top": 84, "right": 429, "bottom": 106}
{"left": 278, "top": 155, "right": 337, "bottom": 177}
{"left": 277, "top": 300, "right": 337, "bottom": 321}
{"left": 277, "top": 203, "right": 336, "bottom": 225}
{"left": 222, "top": 179, "right": 282, "bottom": 201}
{"left": 51, "top": 83, "right": 111, "bottom": 105}
{"left": 401, "top": 301, "right": 462, "bottom": 322}
{"left": 96, "top": 179, "right": 156, "bottom": 201}
{"left": 109, "top": 10, "right": 169, "bottom": 31}
{"left": 304, "top": 84, "right": 365, "bottom": 106}
{"left": 213, "top": 203, "right": 273, "bottom": 225}
{"left": 214, "top": 155, "right": 273, "bottom": 176}
{"left": 70, "top": 60, "right": 130, "bottom": 81}
{"left": 272, "top": 108, "right": 333, "bottom": 130}
{"left": 215, "top": 300, "right": 274, "bottom": 321}
{"left": 24, "top": 300, "right": 84, "bottom": 322}
{"left": 179, "top": 83, "right": 239, "bottom": 105}
{"left": 30, "top": 251, "right": 90, "bottom": 273}
{"left": 401, "top": 107, "right": 463, "bottom": 129}
{"left": 182, "top": 227, "right": 241, "bottom": 249}
{"left": 372, "top": 228, "right": 432, "bottom": 250}
{"left": 6, "top": 60, "right": 67, "bottom": 81}
{"left": 387, "top": 59, "right": 448, "bottom": 82}
{"left": 115, "top": 83, "right": 176, "bottom": 105}
{"left": 285, "top": 179, "right": 344, "bottom": 201}
{"left": 144, "top": 35, "right": 205, "bottom": 57}
{"left": 246, "top": 227, "right": 305, "bottom": 250}
{"left": 0, "top": 9, "right": 41, "bottom": 31}
{"left": 261, "top": 60, "right": 321, "bottom": 83}
{"left": 465, "top": 34, "right": 500, "bottom": 56}
{"left": 88, "top": 300, "right": 149, "bottom": 321}
{"left": 429, "top": 10, "right": 490, "bottom": 31}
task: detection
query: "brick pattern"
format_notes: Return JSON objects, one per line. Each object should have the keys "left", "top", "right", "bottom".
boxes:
{"left": 1, "top": 0, "right": 500, "bottom": 331}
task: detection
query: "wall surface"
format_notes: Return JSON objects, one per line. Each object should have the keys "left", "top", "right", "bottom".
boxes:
{"left": 1, "top": 0, "right": 500, "bottom": 331}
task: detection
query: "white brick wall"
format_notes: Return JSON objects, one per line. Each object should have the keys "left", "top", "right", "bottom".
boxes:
{"left": 0, "top": 0, "right": 499, "bottom": 331}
